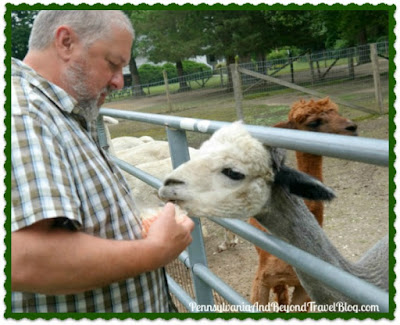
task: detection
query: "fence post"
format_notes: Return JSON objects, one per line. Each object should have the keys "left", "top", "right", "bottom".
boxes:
{"left": 308, "top": 53, "right": 315, "bottom": 85}
{"left": 348, "top": 47, "right": 355, "bottom": 79}
{"left": 230, "top": 63, "right": 245, "bottom": 121}
{"left": 166, "top": 127, "right": 215, "bottom": 310}
{"left": 288, "top": 50, "right": 295, "bottom": 83}
{"left": 370, "top": 43, "right": 384, "bottom": 114}
{"left": 219, "top": 68, "right": 224, "bottom": 87}
{"left": 163, "top": 70, "right": 173, "bottom": 113}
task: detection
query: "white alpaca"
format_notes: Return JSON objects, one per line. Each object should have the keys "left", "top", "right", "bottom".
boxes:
{"left": 102, "top": 116, "right": 155, "bottom": 154}
{"left": 158, "top": 122, "right": 388, "bottom": 306}
{"left": 102, "top": 116, "right": 238, "bottom": 250}
{"left": 112, "top": 136, "right": 149, "bottom": 153}
{"left": 115, "top": 141, "right": 202, "bottom": 168}
{"left": 113, "top": 135, "right": 155, "bottom": 153}
{"left": 116, "top": 141, "right": 174, "bottom": 166}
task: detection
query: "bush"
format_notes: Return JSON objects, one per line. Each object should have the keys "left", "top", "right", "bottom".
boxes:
{"left": 267, "top": 49, "right": 289, "bottom": 61}
{"left": 138, "top": 60, "right": 212, "bottom": 84}
{"left": 138, "top": 64, "right": 164, "bottom": 84}
{"left": 266, "top": 47, "right": 302, "bottom": 61}
{"left": 333, "top": 39, "right": 350, "bottom": 50}
{"left": 182, "top": 60, "right": 212, "bottom": 74}
{"left": 161, "top": 63, "right": 177, "bottom": 79}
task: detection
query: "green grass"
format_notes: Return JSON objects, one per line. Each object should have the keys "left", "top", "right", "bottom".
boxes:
{"left": 107, "top": 99, "right": 292, "bottom": 148}
{"left": 258, "top": 58, "right": 349, "bottom": 76}
{"left": 107, "top": 74, "right": 227, "bottom": 100}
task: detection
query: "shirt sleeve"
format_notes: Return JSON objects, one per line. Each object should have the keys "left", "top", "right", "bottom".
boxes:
{"left": 11, "top": 112, "right": 82, "bottom": 232}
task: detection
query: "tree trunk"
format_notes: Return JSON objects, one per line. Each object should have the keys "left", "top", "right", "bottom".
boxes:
{"left": 129, "top": 57, "right": 145, "bottom": 96}
{"left": 225, "top": 55, "right": 236, "bottom": 92}
{"left": 176, "top": 60, "right": 190, "bottom": 92}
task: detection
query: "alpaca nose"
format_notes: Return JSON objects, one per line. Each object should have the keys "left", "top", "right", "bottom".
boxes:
{"left": 164, "top": 178, "right": 185, "bottom": 187}
{"left": 346, "top": 122, "right": 358, "bottom": 133}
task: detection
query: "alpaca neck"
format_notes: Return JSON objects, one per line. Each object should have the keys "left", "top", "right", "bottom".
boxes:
{"left": 256, "top": 186, "right": 369, "bottom": 304}
{"left": 295, "top": 152, "right": 323, "bottom": 181}
{"left": 258, "top": 186, "right": 346, "bottom": 264}
{"left": 296, "top": 152, "right": 324, "bottom": 225}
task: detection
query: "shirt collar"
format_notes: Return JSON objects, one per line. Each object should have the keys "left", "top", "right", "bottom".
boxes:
{"left": 11, "top": 58, "right": 84, "bottom": 117}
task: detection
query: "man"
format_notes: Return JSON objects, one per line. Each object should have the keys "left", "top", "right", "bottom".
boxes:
{"left": 11, "top": 10, "right": 194, "bottom": 313}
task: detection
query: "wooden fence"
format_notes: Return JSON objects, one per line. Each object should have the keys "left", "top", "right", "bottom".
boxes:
{"left": 231, "top": 43, "right": 387, "bottom": 120}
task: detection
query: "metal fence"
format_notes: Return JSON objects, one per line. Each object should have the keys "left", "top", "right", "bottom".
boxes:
{"left": 97, "top": 109, "right": 389, "bottom": 313}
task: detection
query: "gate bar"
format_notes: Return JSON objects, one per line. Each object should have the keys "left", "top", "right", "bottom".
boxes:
{"left": 166, "top": 274, "right": 198, "bottom": 312}
{"left": 99, "top": 109, "right": 388, "bottom": 166}
{"left": 166, "top": 127, "right": 215, "bottom": 309}
{"left": 179, "top": 251, "right": 258, "bottom": 312}
{"left": 191, "top": 263, "right": 259, "bottom": 312}
{"left": 210, "top": 217, "right": 389, "bottom": 313}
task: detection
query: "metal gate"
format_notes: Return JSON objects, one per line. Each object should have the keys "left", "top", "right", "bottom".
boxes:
{"left": 97, "top": 108, "right": 389, "bottom": 313}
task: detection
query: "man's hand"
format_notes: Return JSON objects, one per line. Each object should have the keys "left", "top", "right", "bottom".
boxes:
{"left": 145, "top": 203, "right": 195, "bottom": 265}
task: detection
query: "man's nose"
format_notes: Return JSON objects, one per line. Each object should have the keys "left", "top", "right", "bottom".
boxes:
{"left": 110, "top": 70, "right": 124, "bottom": 90}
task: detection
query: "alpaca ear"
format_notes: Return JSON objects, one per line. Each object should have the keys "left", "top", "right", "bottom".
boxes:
{"left": 267, "top": 146, "right": 287, "bottom": 173}
{"left": 274, "top": 165, "right": 336, "bottom": 201}
{"left": 274, "top": 120, "right": 296, "bottom": 129}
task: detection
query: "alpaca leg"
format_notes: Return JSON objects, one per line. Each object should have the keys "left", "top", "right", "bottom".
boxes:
{"left": 226, "top": 230, "right": 239, "bottom": 247}
{"left": 273, "top": 284, "right": 290, "bottom": 309}
{"left": 217, "top": 241, "right": 227, "bottom": 252}
{"left": 250, "top": 276, "right": 271, "bottom": 307}
{"left": 217, "top": 230, "right": 229, "bottom": 252}
{"left": 217, "top": 230, "right": 239, "bottom": 252}
{"left": 290, "top": 285, "right": 311, "bottom": 312}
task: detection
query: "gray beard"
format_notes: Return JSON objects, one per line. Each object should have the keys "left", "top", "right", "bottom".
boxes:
{"left": 62, "top": 61, "right": 104, "bottom": 122}
{"left": 77, "top": 98, "right": 100, "bottom": 122}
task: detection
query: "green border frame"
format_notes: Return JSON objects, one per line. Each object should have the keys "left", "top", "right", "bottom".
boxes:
{"left": 3, "top": 2, "right": 396, "bottom": 321}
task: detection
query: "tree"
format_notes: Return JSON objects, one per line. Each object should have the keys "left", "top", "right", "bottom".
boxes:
{"left": 323, "top": 10, "right": 388, "bottom": 47}
{"left": 321, "top": 10, "right": 389, "bottom": 64}
{"left": 125, "top": 10, "right": 148, "bottom": 96}
{"left": 11, "top": 10, "right": 38, "bottom": 59}
{"left": 264, "top": 11, "right": 326, "bottom": 51}
{"left": 128, "top": 56, "right": 146, "bottom": 96}
{"left": 133, "top": 10, "right": 207, "bottom": 91}
{"left": 201, "top": 10, "right": 280, "bottom": 89}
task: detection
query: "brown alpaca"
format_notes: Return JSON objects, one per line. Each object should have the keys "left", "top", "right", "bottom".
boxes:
{"left": 249, "top": 97, "right": 358, "bottom": 309}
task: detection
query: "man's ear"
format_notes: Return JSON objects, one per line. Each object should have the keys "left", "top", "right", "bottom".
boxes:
{"left": 54, "top": 26, "right": 77, "bottom": 61}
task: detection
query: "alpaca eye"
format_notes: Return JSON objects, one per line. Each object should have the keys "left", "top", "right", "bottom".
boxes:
{"left": 306, "top": 119, "right": 323, "bottom": 129}
{"left": 221, "top": 168, "right": 245, "bottom": 181}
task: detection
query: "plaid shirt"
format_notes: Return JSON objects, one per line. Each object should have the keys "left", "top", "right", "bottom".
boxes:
{"left": 11, "top": 58, "right": 172, "bottom": 313}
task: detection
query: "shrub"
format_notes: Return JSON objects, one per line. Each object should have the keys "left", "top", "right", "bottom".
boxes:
{"left": 182, "top": 60, "right": 212, "bottom": 74}
{"left": 138, "top": 60, "right": 212, "bottom": 84}
{"left": 267, "top": 47, "right": 301, "bottom": 61}
{"left": 162, "top": 63, "right": 177, "bottom": 79}
{"left": 267, "top": 49, "right": 289, "bottom": 61}
{"left": 138, "top": 64, "right": 164, "bottom": 84}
